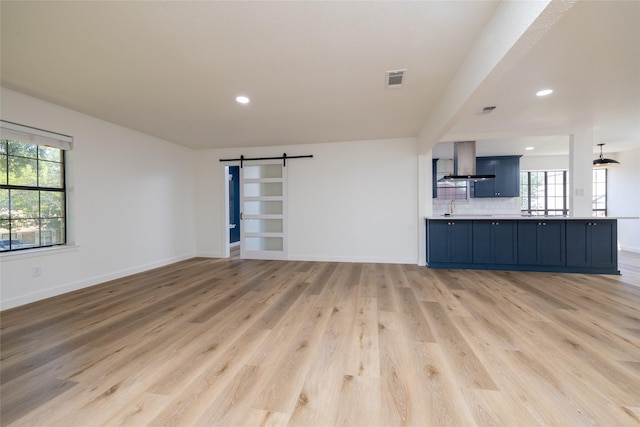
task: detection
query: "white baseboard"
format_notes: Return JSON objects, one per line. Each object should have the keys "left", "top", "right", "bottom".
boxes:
{"left": 287, "top": 254, "right": 418, "bottom": 265}
{"left": 620, "top": 245, "right": 640, "bottom": 254}
{"left": 1, "top": 253, "right": 196, "bottom": 311}
{"left": 196, "top": 251, "right": 227, "bottom": 258}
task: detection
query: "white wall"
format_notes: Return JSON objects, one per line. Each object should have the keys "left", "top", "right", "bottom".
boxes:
{"left": 520, "top": 154, "right": 569, "bottom": 171}
{"left": 608, "top": 148, "right": 640, "bottom": 253}
{"left": 195, "top": 138, "right": 419, "bottom": 264}
{"left": 0, "top": 88, "right": 197, "bottom": 309}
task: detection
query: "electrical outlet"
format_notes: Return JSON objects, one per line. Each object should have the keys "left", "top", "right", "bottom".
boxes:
{"left": 32, "top": 266, "right": 42, "bottom": 277}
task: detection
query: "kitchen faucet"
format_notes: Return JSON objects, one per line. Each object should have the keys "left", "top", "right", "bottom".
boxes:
{"left": 450, "top": 200, "right": 455, "bottom": 215}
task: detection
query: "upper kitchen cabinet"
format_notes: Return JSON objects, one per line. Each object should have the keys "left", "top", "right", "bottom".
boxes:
{"left": 474, "top": 156, "right": 521, "bottom": 198}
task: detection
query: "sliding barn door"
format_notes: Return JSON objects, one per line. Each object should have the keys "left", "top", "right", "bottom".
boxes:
{"left": 240, "top": 161, "right": 288, "bottom": 260}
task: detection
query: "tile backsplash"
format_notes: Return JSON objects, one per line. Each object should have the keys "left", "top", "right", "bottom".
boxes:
{"left": 433, "top": 197, "right": 521, "bottom": 216}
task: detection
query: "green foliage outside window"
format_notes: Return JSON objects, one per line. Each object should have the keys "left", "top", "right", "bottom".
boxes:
{"left": 0, "top": 139, "right": 66, "bottom": 251}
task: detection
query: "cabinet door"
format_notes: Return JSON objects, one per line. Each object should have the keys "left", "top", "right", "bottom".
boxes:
{"left": 589, "top": 220, "right": 617, "bottom": 268}
{"left": 567, "top": 220, "right": 617, "bottom": 268}
{"left": 428, "top": 220, "right": 472, "bottom": 264}
{"left": 449, "top": 221, "right": 473, "bottom": 263}
{"left": 518, "top": 220, "right": 565, "bottom": 265}
{"left": 428, "top": 221, "right": 450, "bottom": 263}
{"left": 432, "top": 159, "right": 438, "bottom": 199}
{"left": 517, "top": 221, "right": 540, "bottom": 264}
{"left": 474, "top": 158, "right": 497, "bottom": 197}
{"left": 538, "top": 221, "right": 565, "bottom": 266}
{"left": 566, "top": 221, "right": 590, "bottom": 267}
{"left": 492, "top": 220, "right": 518, "bottom": 264}
{"left": 494, "top": 157, "right": 520, "bottom": 197}
{"left": 472, "top": 221, "right": 493, "bottom": 263}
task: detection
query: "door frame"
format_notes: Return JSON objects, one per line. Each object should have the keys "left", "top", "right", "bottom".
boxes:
{"left": 223, "top": 163, "right": 241, "bottom": 258}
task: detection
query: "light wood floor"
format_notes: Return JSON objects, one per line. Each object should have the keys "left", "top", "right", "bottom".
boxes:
{"left": 1, "top": 252, "right": 639, "bottom": 426}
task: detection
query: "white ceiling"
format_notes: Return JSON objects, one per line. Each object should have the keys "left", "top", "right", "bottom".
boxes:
{"left": 1, "top": 1, "right": 638, "bottom": 157}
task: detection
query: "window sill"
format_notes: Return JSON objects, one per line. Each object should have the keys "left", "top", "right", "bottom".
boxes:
{"left": 0, "top": 245, "right": 79, "bottom": 262}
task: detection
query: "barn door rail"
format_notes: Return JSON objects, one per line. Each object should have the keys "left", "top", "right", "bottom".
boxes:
{"left": 219, "top": 153, "right": 313, "bottom": 168}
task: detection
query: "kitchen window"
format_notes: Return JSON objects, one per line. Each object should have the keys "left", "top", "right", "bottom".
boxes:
{"left": 1, "top": 121, "right": 71, "bottom": 252}
{"left": 592, "top": 168, "right": 607, "bottom": 217}
{"left": 520, "top": 170, "right": 569, "bottom": 216}
{"left": 520, "top": 169, "right": 607, "bottom": 217}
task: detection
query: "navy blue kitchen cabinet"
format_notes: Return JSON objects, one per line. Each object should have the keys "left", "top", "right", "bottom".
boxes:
{"left": 432, "top": 158, "right": 438, "bottom": 198}
{"left": 427, "top": 220, "right": 472, "bottom": 264}
{"left": 517, "top": 220, "right": 566, "bottom": 266}
{"left": 472, "top": 220, "right": 518, "bottom": 264}
{"left": 474, "top": 156, "right": 521, "bottom": 198}
{"left": 426, "top": 218, "right": 618, "bottom": 274}
{"left": 566, "top": 220, "right": 617, "bottom": 270}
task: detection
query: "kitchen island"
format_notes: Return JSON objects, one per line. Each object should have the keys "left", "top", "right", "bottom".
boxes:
{"left": 425, "top": 216, "right": 622, "bottom": 274}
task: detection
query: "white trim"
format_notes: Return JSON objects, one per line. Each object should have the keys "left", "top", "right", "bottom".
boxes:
{"left": 620, "top": 246, "right": 640, "bottom": 254}
{"left": 1, "top": 120, "right": 73, "bottom": 150}
{"left": 0, "top": 245, "right": 79, "bottom": 261}
{"left": 196, "top": 251, "right": 227, "bottom": 258}
{"left": 288, "top": 254, "right": 418, "bottom": 265}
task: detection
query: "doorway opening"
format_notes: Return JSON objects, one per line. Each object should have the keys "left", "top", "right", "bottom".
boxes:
{"left": 227, "top": 165, "right": 241, "bottom": 258}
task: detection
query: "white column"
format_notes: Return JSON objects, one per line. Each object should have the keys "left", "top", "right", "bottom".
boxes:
{"left": 569, "top": 129, "right": 594, "bottom": 217}
{"left": 417, "top": 152, "right": 433, "bottom": 266}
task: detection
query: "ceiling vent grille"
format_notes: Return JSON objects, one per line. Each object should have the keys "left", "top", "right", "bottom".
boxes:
{"left": 386, "top": 69, "right": 407, "bottom": 88}
{"left": 478, "top": 105, "right": 497, "bottom": 115}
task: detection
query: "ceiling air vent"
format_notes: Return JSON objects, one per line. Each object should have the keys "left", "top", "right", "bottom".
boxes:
{"left": 478, "top": 105, "right": 497, "bottom": 115}
{"left": 386, "top": 69, "right": 407, "bottom": 88}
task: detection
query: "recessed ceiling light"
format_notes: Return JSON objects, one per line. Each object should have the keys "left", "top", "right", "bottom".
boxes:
{"left": 525, "top": 146, "right": 535, "bottom": 151}
{"left": 536, "top": 89, "right": 553, "bottom": 97}
{"left": 236, "top": 95, "right": 250, "bottom": 104}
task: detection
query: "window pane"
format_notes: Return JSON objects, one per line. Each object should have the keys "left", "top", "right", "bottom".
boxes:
{"left": 243, "top": 164, "right": 283, "bottom": 179}
{"left": 8, "top": 140, "right": 37, "bottom": 159}
{"left": 40, "top": 191, "right": 64, "bottom": 218}
{"left": 41, "top": 218, "right": 65, "bottom": 245}
{"left": 244, "top": 182, "right": 283, "bottom": 197}
{"left": 38, "top": 145, "right": 61, "bottom": 162}
{"left": 0, "top": 219, "right": 9, "bottom": 251}
{"left": 0, "top": 140, "right": 7, "bottom": 154}
{"left": 10, "top": 218, "right": 38, "bottom": 249}
{"left": 244, "top": 218, "right": 283, "bottom": 233}
{"left": 245, "top": 236, "right": 283, "bottom": 251}
{"left": 38, "top": 160, "right": 63, "bottom": 188}
{"left": 244, "top": 200, "right": 282, "bottom": 215}
{"left": 0, "top": 154, "right": 6, "bottom": 185}
{"left": 8, "top": 156, "right": 38, "bottom": 186}
{"left": 10, "top": 189, "right": 39, "bottom": 218}
{"left": 0, "top": 189, "right": 8, "bottom": 219}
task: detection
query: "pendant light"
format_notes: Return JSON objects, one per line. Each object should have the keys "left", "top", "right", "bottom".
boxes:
{"left": 593, "top": 143, "right": 620, "bottom": 168}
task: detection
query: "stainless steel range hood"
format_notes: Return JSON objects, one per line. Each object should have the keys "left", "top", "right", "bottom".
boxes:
{"left": 438, "top": 141, "right": 495, "bottom": 182}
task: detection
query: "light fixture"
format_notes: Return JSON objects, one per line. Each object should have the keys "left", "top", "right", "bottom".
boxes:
{"left": 593, "top": 143, "right": 620, "bottom": 168}
{"left": 525, "top": 146, "right": 535, "bottom": 151}
{"left": 536, "top": 89, "right": 553, "bottom": 97}
{"left": 236, "top": 95, "right": 250, "bottom": 104}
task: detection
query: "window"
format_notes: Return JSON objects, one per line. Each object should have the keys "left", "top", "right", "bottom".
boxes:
{"left": 520, "top": 169, "right": 607, "bottom": 217}
{"left": 520, "top": 170, "right": 568, "bottom": 216}
{"left": 592, "top": 168, "right": 607, "bottom": 217}
{"left": 1, "top": 121, "right": 71, "bottom": 252}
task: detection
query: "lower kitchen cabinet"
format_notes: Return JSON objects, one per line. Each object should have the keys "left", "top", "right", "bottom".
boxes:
{"left": 472, "top": 220, "right": 517, "bottom": 264}
{"left": 426, "top": 218, "right": 618, "bottom": 274}
{"left": 566, "top": 219, "right": 617, "bottom": 270}
{"left": 517, "top": 220, "right": 566, "bottom": 266}
{"left": 427, "top": 220, "right": 472, "bottom": 264}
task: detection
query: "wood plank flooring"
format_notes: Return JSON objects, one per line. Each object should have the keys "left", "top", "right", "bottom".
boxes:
{"left": 1, "top": 252, "right": 639, "bottom": 426}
